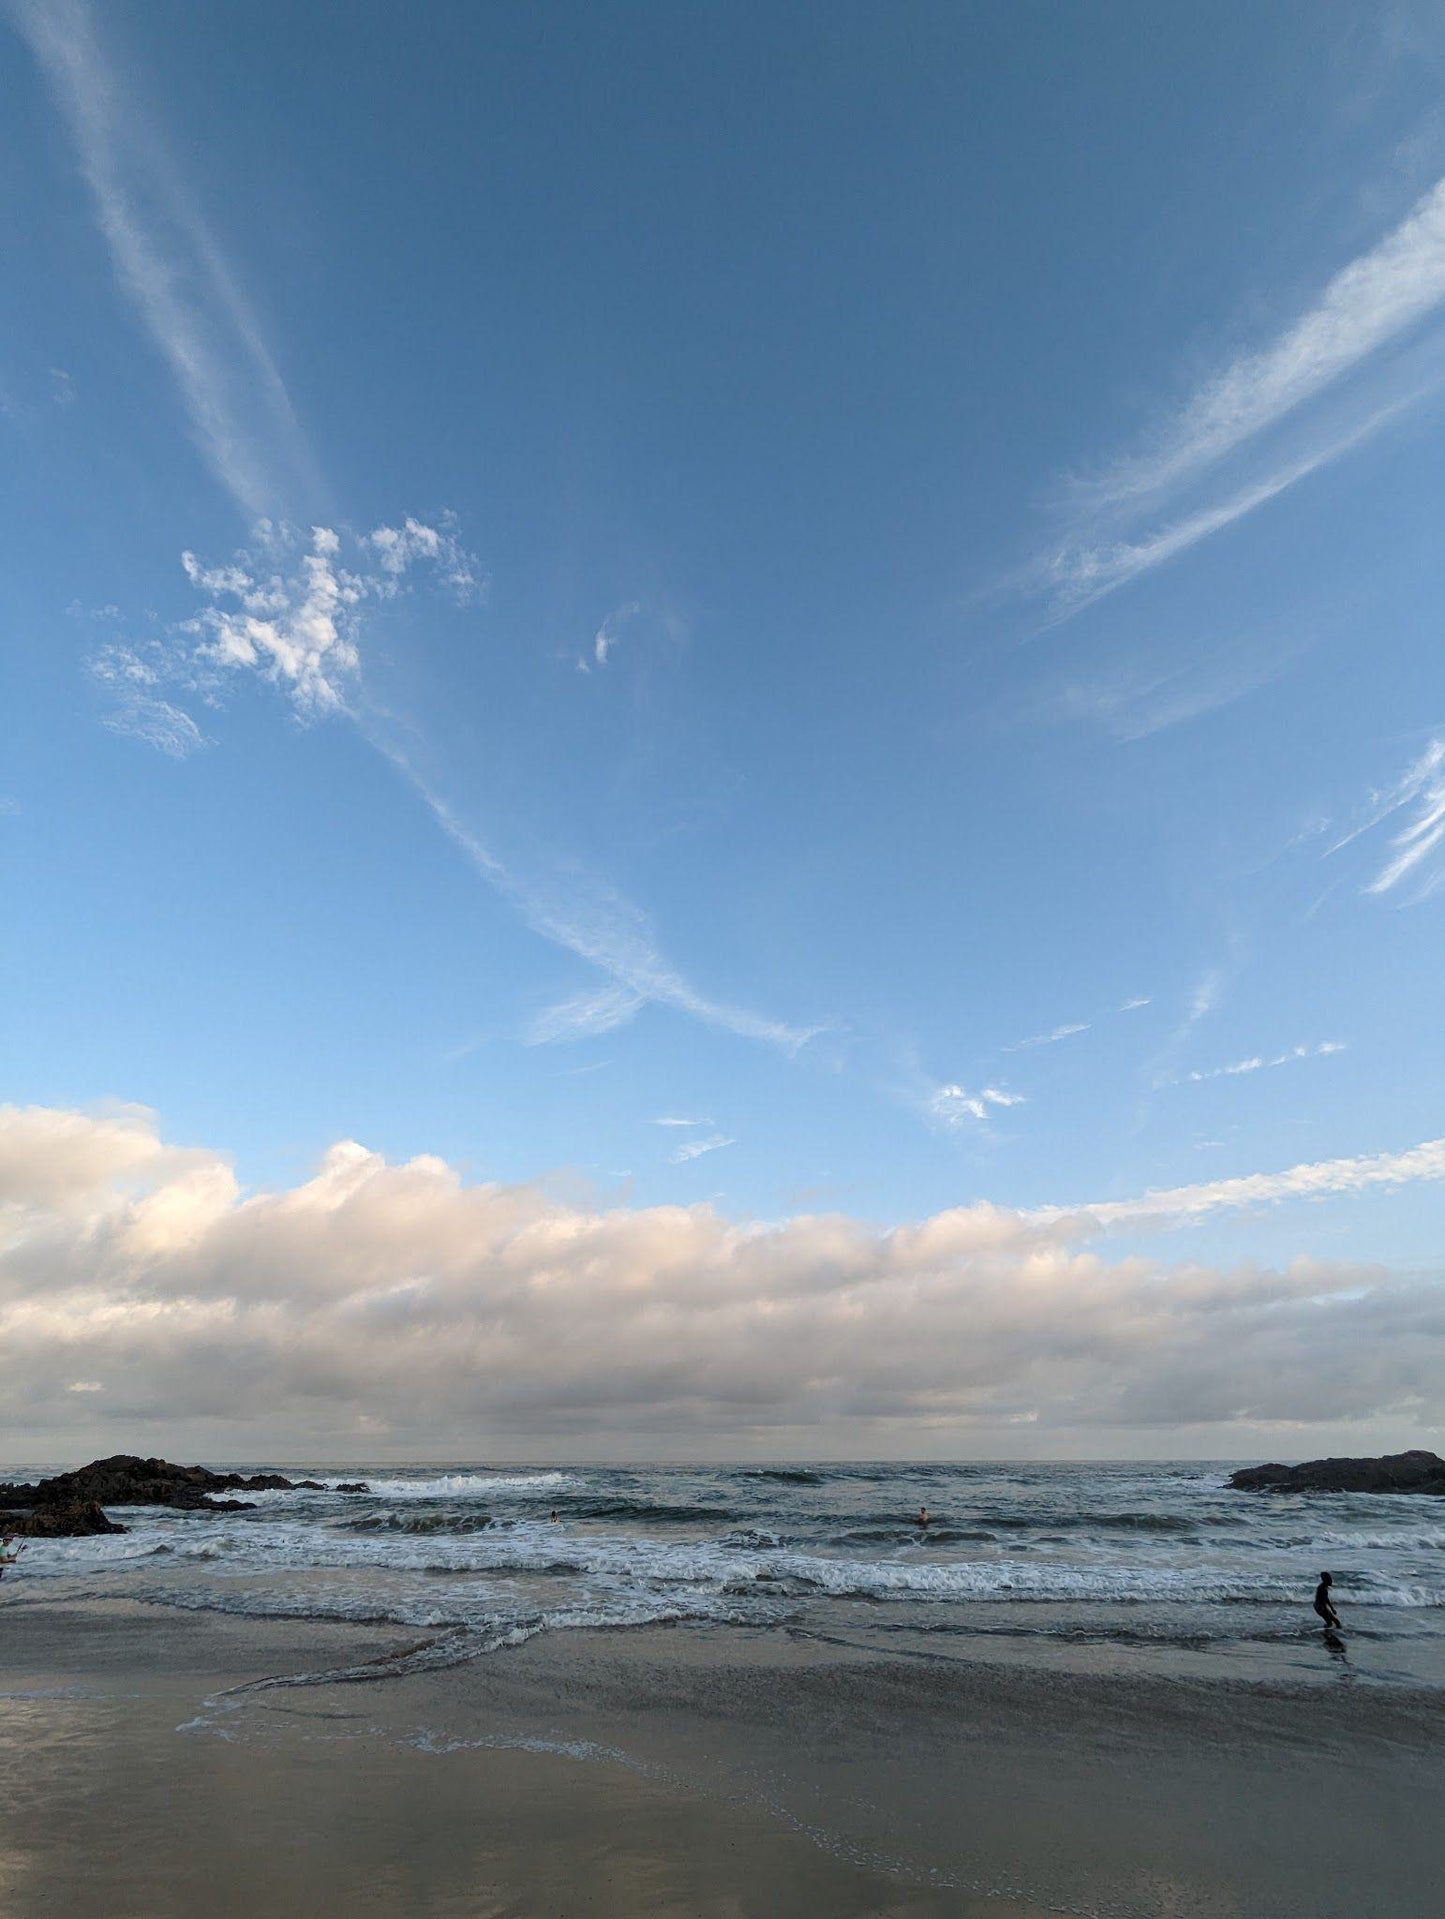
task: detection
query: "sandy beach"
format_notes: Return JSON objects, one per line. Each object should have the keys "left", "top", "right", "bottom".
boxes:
{"left": 3, "top": 1597, "right": 1441, "bottom": 1918}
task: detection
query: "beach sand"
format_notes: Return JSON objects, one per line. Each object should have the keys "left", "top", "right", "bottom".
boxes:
{"left": 2, "top": 1599, "right": 1441, "bottom": 1917}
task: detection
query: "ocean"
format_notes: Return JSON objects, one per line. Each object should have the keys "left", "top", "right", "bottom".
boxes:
{"left": 9, "top": 1460, "right": 1445, "bottom": 1688}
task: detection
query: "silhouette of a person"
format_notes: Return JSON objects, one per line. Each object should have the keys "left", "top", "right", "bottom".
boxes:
{"left": 1313, "top": 1571, "right": 1342, "bottom": 1631}
{"left": 917, "top": 1505, "right": 930, "bottom": 1528}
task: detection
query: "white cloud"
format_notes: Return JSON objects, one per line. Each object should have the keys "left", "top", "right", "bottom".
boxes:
{"left": 1051, "top": 625, "right": 1300, "bottom": 740}
{"left": 154, "top": 536, "right": 818, "bottom": 1059}
{"left": 100, "top": 532, "right": 816, "bottom": 1060}
{"left": 1331, "top": 736, "right": 1445, "bottom": 900}
{"left": 372, "top": 736, "right": 823, "bottom": 1056}
{"left": 365, "top": 517, "right": 485, "bottom": 604}
{"left": 0, "top": 798, "right": 22, "bottom": 818}
{"left": 1176, "top": 1039, "right": 1346, "bottom": 1086}
{"left": 592, "top": 600, "right": 640, "bottom": 669}
{"left": 669, "top": 1132, "right": 736, "bottom": 1164}
{"left": 183, "top": 525, "right": 366, "bottom": 715}
{"left": 13, "top": 0, "right": 322, "bottom": 518}
{"left": 102, "top": 694, "right": 209, "bottom": 759}
{"left": 1042, "top": 396, "right": 1413, "bottom": 615}
{"left": 90, "top": 520, "right": 485, "bottom": 742}
{"left": 1029, "top": 1135, "right": 1445, "bottom": 1229}
{"left": 526, "top": 985, "right": 646, "bottom": 1045}
{"left": 24, "top": 4, "right": 820, "bottom": 1069}
{"left": 927, "top": 1084, "right": 1026, "bottom": 1129}
{"left": 1007, "top": 1021, "right": 1090, "bottom": 1051}
{"left": 4, "top": 1104, "right": 1443, "bottom": 1451}
{"left": 1079, "top": 179, "right": 1445, "bottom": 514}
{"left": 1143, "top": 965, "right": 1229, "bottom": 1093}
{"left": 652, "top": 1117, "right": 712, "bottom": 1128}
{"left": 1033, "top": 177, "right": 1445, "bottom": 614}
{"left": 1120, "top": 996, "right": 1150, "bottom": 1011}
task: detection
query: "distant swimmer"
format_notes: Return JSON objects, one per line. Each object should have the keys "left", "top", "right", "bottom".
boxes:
{"left": 0, "top": 1537, "right": 21, "bottom": 1581}
{"left": 549, "top": 1509, "right": 559, "bottom": 1523}
{"left": 916, "top": 1505, "right": 931, "bottom": 1528}
{"left": 1313, "top": 1571, "right": 1342, "bottom": 1631}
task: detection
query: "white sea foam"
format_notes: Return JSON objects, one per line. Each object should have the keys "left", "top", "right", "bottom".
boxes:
{"left": 223, "top": 1471, "right": 582, "bottom": 1506}
{"left": 8, "top": 1463, "right": 1444, "bottom": 1670}
{"left": 332, "top": 1472, "right": 581, "bottom": 1499}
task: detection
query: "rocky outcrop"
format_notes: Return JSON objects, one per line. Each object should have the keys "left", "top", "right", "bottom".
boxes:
{"left": 4, "top": 1500, "right": 126, "bottom": 1538}
{"left": 0, "top": 1455, "right": 288, "bottom": 1512}
{"left": 0, "top": 1455, "right": 368, "bottom": 1536}
{"left": 1230, "top": 1449, "right": 1445, "bottom": 1495}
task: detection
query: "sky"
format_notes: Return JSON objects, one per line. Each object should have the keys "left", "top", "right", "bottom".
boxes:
{"left": 2, "top": 0, "right": 1444, "bottom": 1462}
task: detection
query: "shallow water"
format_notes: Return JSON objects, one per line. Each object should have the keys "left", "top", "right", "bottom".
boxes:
{"left": 8, "top": 1460, "right": 1443, "bottom": 1686}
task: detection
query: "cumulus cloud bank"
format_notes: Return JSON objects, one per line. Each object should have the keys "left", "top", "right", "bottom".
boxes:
{"left": 3, "top": 1104, "right": 1443, "bottom": 1457}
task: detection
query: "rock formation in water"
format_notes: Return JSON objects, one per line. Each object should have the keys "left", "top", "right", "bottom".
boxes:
{"left": 3, "top": 1500, "right": 126, "bottom": 1538}
{"left": 1229, "top": 1449, "right": 1445, "bottom": 1494}
{"left": 0, "top": 1455, "right": 372, "bottom": 1536}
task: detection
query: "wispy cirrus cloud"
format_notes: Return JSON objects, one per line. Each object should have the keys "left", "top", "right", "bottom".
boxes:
{"left": 1330, "top": 736, "right": 1445, "bottom": 901}
{"left": 1172, "top": 1039, "right": 1346, "bottom": 1087}
{"left": 368, "top": 726, "right": 822, "bottom": 1054}
{"left": 1006, "top": 1020, "right": 1090, "bottom": 1052}
{"left": 925, "top": 1083, "right": 1026, "bottom": 1130}
{"left": 1081, "top": 179, "right": 1445, "bottom": 515}
{"left": 653, "top": 1116, "right": 713, "bottom": 1129}
{"left": 1048, "top": 620, "right": 1304, "bottom": 740}
{"left": 1030, "top": 1135, "right": 1445, "bottom": 1230}
{"left": 1142, "top": 964, "right": 1229, "bottom": 1093}
{"left": 27, "top": 1, "right": 817, "bottom": 1063}
{"left": 90, "top": 641, "right": 210, "bottom": 757}
{"left": 1035, "top": 178, "right": 1445, "bottom": 616}
{"left": 526, "top": 985, "right": 646, "bottom": 1046}
{"left": 1042, "top": 391, "right": 1419, "bottom": 618}
{"left": 669, "top": 1131, "right": 735, "bottom": 1164}
{"left": 10, "top": 0, "right": 324, "bottom": 519}
{"left": 577, "top": 599, "right": 640, "bottom": 673}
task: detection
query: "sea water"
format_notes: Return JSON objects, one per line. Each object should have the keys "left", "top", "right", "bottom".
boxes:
{"left": 8, "top": 1461, "right": 1444, "bottom": 1685}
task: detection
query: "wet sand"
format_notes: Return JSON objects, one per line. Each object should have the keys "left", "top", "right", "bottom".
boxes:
{"left": 2, "top": 1599, "right": 1441, "bottom": 1917}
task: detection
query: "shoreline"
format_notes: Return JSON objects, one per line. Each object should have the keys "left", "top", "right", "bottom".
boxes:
{"left": 3, "top": 1596, "right": 1443, "bottom": 1917}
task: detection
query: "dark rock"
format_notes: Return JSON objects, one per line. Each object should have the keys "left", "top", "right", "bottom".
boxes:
{"left": 23, "top": 1454, "right": 299, "bottom": 1510}
{"left": 1230, "top": 1449, "right": 1445, "bottom": 1495}
{"left": 0, "top": 1454, "right": 309, "bottom": 1528}
{"left": 335, "top": 1482, "right": 371, "bottom": 1494}
{"left": 296, "top": 1480, "right": 326, "bottom": 1491}
{"left": 4, "top": 1501, "right": 126, "bottom": 1538}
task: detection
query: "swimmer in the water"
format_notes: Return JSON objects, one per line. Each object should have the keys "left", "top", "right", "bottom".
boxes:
{"left": 917, "top": 1505, "right": 930, "bottom": 1528}
{"left": 549, "top": 1509, "right": 559, "bottom": 1522}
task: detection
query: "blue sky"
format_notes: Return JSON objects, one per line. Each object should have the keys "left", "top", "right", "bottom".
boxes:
{"left": 3, "top": 2, "right": 1444, "bottom": 1456}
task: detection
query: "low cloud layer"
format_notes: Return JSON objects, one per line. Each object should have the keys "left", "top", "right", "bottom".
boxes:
{"left": 2, "top": 1105, "right": 1442, "bottom": 1459}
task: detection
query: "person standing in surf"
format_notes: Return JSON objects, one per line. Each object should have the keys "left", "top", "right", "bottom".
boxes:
{"left": 1313, "top": 1571, "right": 1342, "bottom": 1632}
